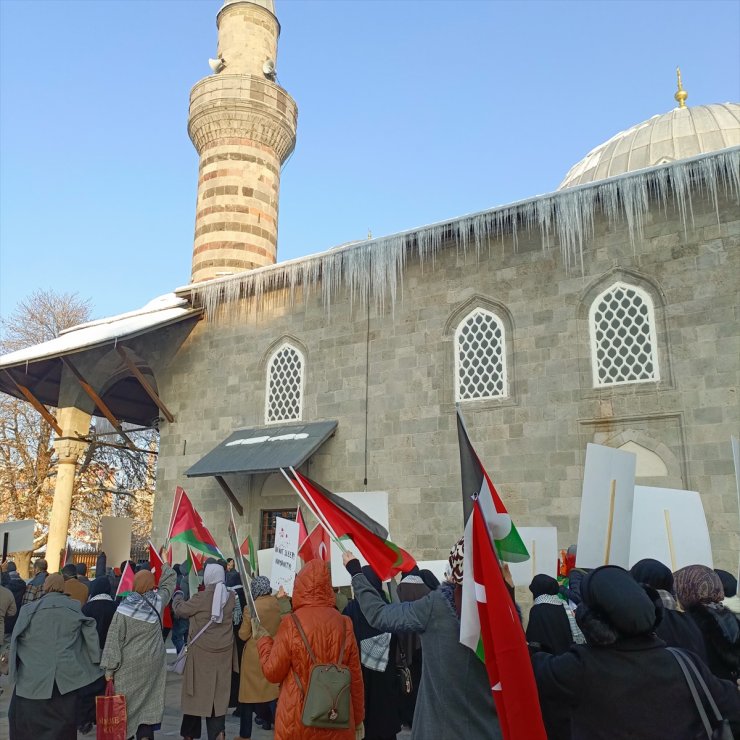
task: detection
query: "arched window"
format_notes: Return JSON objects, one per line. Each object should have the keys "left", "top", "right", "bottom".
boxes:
{"left": 589, "top": 282, "right": 659, "bottom": 387}
{"left": 265, "top": 343, "right": 304, "bottom": 423}
{"left": 455, "top": 308, "right": 507, "bottom": 401}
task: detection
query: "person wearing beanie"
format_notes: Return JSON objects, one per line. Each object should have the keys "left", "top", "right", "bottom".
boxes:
{"left": 532, "top": 565, "right": 740, "bottom": 740}
{"left": 629, "top": 559, "right": 706, "bottom": 658}
{"left": 76, "top": 563, "right": 91, "bottom": 588}
{"left": 61, "top": 563, "right": 88, "bottom": 606}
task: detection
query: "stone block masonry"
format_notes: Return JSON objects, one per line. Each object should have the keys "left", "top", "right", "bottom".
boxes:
{"left": 154, "top": 190, "right": 738, "bottom": 573}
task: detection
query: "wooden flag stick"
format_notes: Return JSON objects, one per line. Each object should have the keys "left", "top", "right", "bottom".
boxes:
{"left": 604, "top": 479, "right": 617, "bottom": 565}
{"left": 531, "top": 540, "right": 537, "bottom": 578}
{"left": 664, "top": 509, "right": 677, "bottom": 572}
{"left": 281, "top": 468, "right": 347, "bottom": 553}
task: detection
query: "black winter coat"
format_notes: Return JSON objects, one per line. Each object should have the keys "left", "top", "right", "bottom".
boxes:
{"left": 687, "top": 604, "right": 740, "bottom": 681}
{"left": 655, "top": 608, "right": 708, "bottom": 661}
{"left": 533, "top": 634, "right": 740, "bottom": 740}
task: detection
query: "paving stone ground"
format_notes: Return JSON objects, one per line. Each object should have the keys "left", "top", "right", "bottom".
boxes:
{"left": 0, "top": 650, "right": 413, "bottom": 739}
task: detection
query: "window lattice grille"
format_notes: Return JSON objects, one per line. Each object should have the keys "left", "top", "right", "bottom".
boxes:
{"left": 455, "top": 309, "right": 507, "bottom": 401}
{"left": 266, "top": 344, "right": 303, "bottom": 422}
{"left": 590, "top": 283, "right": 658, "bottom": 386}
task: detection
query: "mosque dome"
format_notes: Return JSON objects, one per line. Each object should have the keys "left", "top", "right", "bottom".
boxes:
{"left": 558, "top": 102, "right": 740, "bottom": 189}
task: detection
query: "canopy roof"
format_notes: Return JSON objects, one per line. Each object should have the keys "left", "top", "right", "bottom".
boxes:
{"left": 185, "top": 420, "right": 338, "bottom": 477}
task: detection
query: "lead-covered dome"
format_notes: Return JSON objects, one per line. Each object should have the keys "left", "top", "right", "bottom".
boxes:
{"left": 559, "top": 103, "right": 740, "bottom": 189}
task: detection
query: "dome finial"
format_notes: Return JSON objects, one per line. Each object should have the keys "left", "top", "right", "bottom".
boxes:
{"left": 674, "top": 67, "right": 688, "bottom": 109}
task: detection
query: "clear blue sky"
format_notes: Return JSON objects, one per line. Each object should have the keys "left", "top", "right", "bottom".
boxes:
{"left": 1, "top": 0, "right": 738, "bottom": 321}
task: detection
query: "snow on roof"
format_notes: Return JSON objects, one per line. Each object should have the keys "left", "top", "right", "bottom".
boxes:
{"left": 0, "top": 293, "right": 199, "bottom": 368}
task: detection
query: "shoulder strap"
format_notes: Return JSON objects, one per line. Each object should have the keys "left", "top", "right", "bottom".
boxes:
{"left": 666, "top": 648, "right": 713, "bottom": 739}
{"left": 141, "top": 594, "right": 163, "bottom": 631}
{"left": 337, "top": 619, "right": 347, "bottom": 664}
{"left": 669, "top": 647, "right": 724, "bottom": 721}
{"left": 290, "top": 612, "right": 317, "bottom": 665}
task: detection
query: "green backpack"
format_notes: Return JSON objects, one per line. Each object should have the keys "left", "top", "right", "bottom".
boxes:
{"left": 291, "top": 612, "right": 352, "bottom": 729}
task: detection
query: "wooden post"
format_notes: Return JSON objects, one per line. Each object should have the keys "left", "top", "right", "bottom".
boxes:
{"left": 116, "top": 347, "right": 175, "bottom": 423}
{"left": 664, "top": 509, "right": 677, "bottom": 571}
{"left": 531, "top": 539, "right": 537, "bottom": 578}
{"left": 604, "top": 479, "right": 617, "bottom": 564}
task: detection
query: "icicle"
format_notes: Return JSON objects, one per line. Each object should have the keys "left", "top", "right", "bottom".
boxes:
{"left": 182, "top": 147, "right": 740, "bottom": 320}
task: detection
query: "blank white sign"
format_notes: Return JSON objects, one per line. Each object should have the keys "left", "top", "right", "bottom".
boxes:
{"left": 576, "top": 444, "right": 636, "bottom": 569}
{"left": 0, "top": 520, "right": 35, "bottom": 554}
{"left": 508, "top": 527, "right": 559, "bottom": 587}
{"left": 629, "top": 486, "right": 713, "bottom": 570}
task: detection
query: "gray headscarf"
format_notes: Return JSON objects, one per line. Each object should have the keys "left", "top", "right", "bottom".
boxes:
{"left": 250, "top": 575, "right": 272, "bottom": 599}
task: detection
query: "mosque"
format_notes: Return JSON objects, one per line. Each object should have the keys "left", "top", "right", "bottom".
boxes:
{"left": 0, "top": 0, "right": 738, "bottom": 572}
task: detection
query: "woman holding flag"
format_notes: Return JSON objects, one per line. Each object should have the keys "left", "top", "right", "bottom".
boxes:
{"left": 342, "top": 543, "right": 501, "bottom": 740}
{"left": 100, "top": 562, "right": 177, "bottom": 740}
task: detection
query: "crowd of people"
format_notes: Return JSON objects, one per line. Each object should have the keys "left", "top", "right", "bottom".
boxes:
{"left": 0, "top": 541, "right": 739, "bottom": 740}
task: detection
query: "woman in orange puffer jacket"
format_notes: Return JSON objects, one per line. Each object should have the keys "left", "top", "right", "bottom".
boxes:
{"left": 256, "top": 559, "right": 365, "bottom": 740}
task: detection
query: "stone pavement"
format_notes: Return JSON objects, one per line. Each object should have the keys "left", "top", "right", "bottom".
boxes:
{"left": 0, "top": 664, "right": 413, "bottom": 739}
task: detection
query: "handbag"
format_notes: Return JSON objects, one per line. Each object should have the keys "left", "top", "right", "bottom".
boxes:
{"left": 396, "top": 642, "right": 413, "bottom": 696}
{"left": 667, "top": 647, "right": 733, "bottom": 740}
{"left": 95, "top": 679, "right": 127, "bottom": 740}
{"left": 291, "top": 613, "right": 352, "bottom": 729}
{"left": 167, "top": 617, "right": 212, "bottom": 674}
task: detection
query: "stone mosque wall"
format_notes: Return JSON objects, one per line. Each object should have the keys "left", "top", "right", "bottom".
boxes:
{"left": 152, "top": 189, "right": 739, "bottom": 571}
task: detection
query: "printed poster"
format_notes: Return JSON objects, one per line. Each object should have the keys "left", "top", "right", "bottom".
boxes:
{"left": 270, "top": 516, "right": 300, "bottom": 595}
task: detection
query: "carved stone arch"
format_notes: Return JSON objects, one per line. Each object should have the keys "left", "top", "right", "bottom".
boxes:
{"left": 592, "top": 428, "right": 684, "bottom": 486}
{"left": 578, "top": 266, "right": 666, "bottom": 320}
{"left": 577, "top": 266, "right": 673, "bottom": 389}
{"left": 443, "top": 294, "right": 517, "bottom": 407}
{"left": 259, "top": 334, "right": 309, "bottom": 373}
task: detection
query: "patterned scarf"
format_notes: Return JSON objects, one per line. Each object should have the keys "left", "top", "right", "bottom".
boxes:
{"left": 118, "top": 591, "right": 162, "bottom": 624}
{"left": 533, "top": 594, "right": 586, "bottom": 644}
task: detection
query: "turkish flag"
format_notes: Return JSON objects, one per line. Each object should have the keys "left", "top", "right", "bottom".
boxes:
{"left": 298, "top": 523, "right": 330, "bottom": 563}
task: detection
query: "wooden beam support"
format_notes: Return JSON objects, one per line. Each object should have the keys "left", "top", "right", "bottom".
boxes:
{"left": 115, "top": 346, "right": 175, "bottom": 423}
{"left": 60, "top": 357, "right": 137, "bottom": 451}
{"left": 3, "top": 370, "right": 63, "bottom": 436}
{"left": 215, "top": 475, "right": 243, "bottom": 517}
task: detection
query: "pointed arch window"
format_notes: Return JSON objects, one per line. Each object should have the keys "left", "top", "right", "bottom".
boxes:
{"left": 455, "top": 308, "right": 508, "bottom": 401}
{"left": 589, "top": 282, "right": 659, "bottom": 387}
{"left": 265, "top": 343, "right": 304, "bottom": 423}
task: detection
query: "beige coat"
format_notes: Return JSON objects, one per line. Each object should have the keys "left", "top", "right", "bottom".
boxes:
{"left": 238, "top": 594, "right": 283, "bottom": 703}
{"left": 0, "top": 585, "right": 17, "bottom": 642}
{"left": 172, "top": 585, "right": 237, "bottom": 717}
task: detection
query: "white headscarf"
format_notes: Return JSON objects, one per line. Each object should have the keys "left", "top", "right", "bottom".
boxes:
{"left": 203, "top": 563, "right": 229, "bottom": 623}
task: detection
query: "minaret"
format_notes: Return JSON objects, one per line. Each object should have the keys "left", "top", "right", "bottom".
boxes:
{"left": 188, "top": 0, "right": 297, "bottom": 283}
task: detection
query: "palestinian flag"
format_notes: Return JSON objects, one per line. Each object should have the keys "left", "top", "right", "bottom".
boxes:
{"left": 239, "top": 535, "right": 258, "bottom": 575}
{"left": 299, "top": 523, "right": 331, "bottom": 563}
{"left": 460, "top": 498, "right": 547, "bottom": 740}
{"left": 285, "top": 469, "right": 416, "bottom": 581}
{"left": 60, "top": 541, "right": 74, "bottom": 569}
{"left": 168, "top": 487, "right": 223, "bottom": 557}
{"left": 183, "top": 545, "right": 205, "bottom": 595}
{"left": 116, "top": 561, "right": 135, "bottom": 598}
{"left": 148, "top": 541, "right": 163, "bottom": 585}
{"left": 457, "top": 408, "right": 529, "bottom": 562}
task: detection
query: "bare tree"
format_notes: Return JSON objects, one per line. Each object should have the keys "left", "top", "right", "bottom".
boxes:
{"left": 0, "top": 290, "right": 158, "bottom": 575}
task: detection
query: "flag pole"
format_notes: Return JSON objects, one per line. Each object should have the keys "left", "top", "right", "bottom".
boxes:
{"left": 281, "top": 467, "right": 347, "bottom": 553}
{"left": 165, "top": 486, "right": 184, "bottom": 547}
{"left": 229, "top": 505, "right": 259, "bottom": 621}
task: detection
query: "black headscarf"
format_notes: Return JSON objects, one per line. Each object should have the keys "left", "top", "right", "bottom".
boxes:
{"left": 529, "top": 574, "right": 560, "bottom": 598}
{"left": 89, "top": 575, "right": 112, "bottom": 598}
{"left": 579, "top": 565, "right": 659, "bottom": 639}
{"left": 344, "top": 565, "right": 387, "bottom": 642}
{"left": 630, "top": 559, "right": 674, "bottom": 593}
{"left": 715, "top": 569, "right": 737, "bottom": 598}
{"left": 419, "top": 569, "right": 440, "bottom": 590}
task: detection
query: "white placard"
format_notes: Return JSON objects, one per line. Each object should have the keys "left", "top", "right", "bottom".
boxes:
{"left": 576, "top": 444, "right": 636, "bottom": 569}
{"left": 0, "top": 520, "right": 35, "bottom": 554}
{"left": 507, "top": 527, "right": 559, "bottom": 587}
{"left": 629, "top": 486, "right": 713, "bottom": 570}
{"left": 258, "top": 548, "right": 273, "bottom": 581}
{"left": 416, "top": 560, "right": 448, "bottom": 585}
{"left": 328, "top": 492, "right": 390, "bottom": 587}
{"left": 100, "top": 517, "right": 133, "bottom": 567}
{"left": 270, "top": 517, "right": 300, "bottom": 595}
